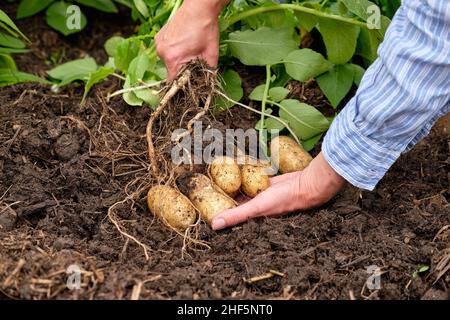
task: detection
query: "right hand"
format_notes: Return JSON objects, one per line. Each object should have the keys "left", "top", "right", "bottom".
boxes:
{"left": 211, "top": 152, "right": 347, "bottom": 230}
{"left": 155, "top": 0, "right": 222, "bottom": 81}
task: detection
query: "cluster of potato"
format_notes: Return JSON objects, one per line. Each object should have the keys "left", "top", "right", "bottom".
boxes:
{"left": 147, "top": 136, "right": 312, "bottom": 230}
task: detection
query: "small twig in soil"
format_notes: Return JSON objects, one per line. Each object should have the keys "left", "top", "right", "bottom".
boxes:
{"left": 244, "top": 270, "right": 285, "bottom": 284}
{"left": 2, "top": 258, "right": 26, "bottom": 289}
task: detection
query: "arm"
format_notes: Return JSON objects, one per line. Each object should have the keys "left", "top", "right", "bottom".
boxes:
{"left": 322, "top": 0, "right": 450, "bottom": 191}
{"left": 155, "top": 0, "right": 230, "bottom": 81}
{"left": 212, "top": 0, "right": 450, "bottom": 230}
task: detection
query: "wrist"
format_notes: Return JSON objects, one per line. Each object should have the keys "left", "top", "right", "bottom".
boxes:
{"left": 303, "top": 152, "right": 346, "bottom": 205}
{"left": 183, "top": 0, "right": 228, "bottom": 16}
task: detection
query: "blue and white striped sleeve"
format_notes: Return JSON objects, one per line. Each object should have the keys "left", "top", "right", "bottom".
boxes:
{"left": 322, "top": 0, "right": 450, "bottom": 191}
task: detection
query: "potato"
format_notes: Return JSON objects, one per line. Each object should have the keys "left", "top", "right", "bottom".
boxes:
{"left": 241, "top": 164, "right": 271, "bottom": 198}
{"left": 210, "top": 156, "right": 241, "bottom": 196}
{"left": 270, "top": 135, "right": 313, "bottom": 174}
{"left": 147, "top": 185, "right": 197, "bottom": 231}
{"left": 177, "top": 173, "right": 236, "bottom": 224}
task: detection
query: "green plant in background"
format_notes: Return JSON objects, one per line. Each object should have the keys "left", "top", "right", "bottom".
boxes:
{"left": 216, "top": 0, "right": 391, "bottom": 150}
{"left": 14, "top": 0, "right": 181, "bottom": 35}
{"left": 45, "top": 0, "right": 182, "bottom": 107}
{"left": 15, "top": 0, "right": 118, "bottom": 35}
{"left": 0, "top": 8, "right": 47, "bottom": 86}
{"left": 10, "top": 0, "right": 396, "bottom": 151}
{"left": 373, "top": 0, "right": 401, "bottom": 19}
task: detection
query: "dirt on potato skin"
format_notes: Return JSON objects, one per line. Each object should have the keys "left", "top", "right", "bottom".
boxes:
{"left": 1, "top": 4, "right": 449, "bottom": 300}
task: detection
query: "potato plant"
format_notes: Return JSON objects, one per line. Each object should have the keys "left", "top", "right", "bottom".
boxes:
{"left": 89, "top": 0, "right": 391, "bottom": 150}
{"left": 0, "top": 8, "right": 47, "bottom": 86}
{"left": 5, "top": 0, "right": 392, "bottom": 151}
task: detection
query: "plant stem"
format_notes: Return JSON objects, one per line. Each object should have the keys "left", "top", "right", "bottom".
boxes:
{"left": 214, "top": 91, "right": 301, "bottom": 146}
{"left": 259, "top": 65, "right": 271, "bottom": 155}
{"left": 111, "top": 73, "right": 126, "bottom": 80}
{"left": 108, "top": 81, "right": 162, "bottom": 99}
{"left": 225, "top": 4, "right": 367, "bottom": 28}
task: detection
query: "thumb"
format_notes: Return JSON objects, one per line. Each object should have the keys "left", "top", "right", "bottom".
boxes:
{"left": 166, "top": 64, "right": 179, "bottom": 82}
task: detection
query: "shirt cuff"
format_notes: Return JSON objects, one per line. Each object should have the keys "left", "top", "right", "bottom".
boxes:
{"left": 322, "top": 102, "right": 403, "bottom": 191}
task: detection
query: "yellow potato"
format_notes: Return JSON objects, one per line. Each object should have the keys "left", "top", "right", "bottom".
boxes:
{"left": 210, "top": 156, "right": 241, "bottom": 196}
{"left": 241, "top": 164, "right": 271, "bottom": 198}
{"left": 177, "top": 173, "right": 236, "bottom": 224}
{"left": 147, "top": 185, "right": 197, "bottom": 231}
{"left": 270, "top": 135, "right": 313, "bottom": 174}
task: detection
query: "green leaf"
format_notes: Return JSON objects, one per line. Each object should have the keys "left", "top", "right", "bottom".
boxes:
{"left": 128, "top": 53, "right": 150, "bottom": 84}
{"left": 269, "top": 87, "right": 289, "bottom": 102}
{"left": 82, "top": 66, "right": 114, "bottom": 103}
{"left": 283, "top": 49, "right": 333, "bottom": 82}
{"left": 216, "top": 69, "right": 243, "bottom": 111}
{"left": 265, "top": 117, "right": 285, "bottom": 131}
{"left": 123, "top": 75, "right": 143, "bottom": 106}
{"left": 249, "top": 84, "right": 265, "bottom": 101}
{"left": 76, "top": 0, "right": 118, "bottom": 13}
{"left": 316, "top": 64, "right": 355, "bottom": 108}
{"left": 340, "top": 0, "right": 381, "bottom": 22}
{"left": 341, "top": 0, "right": 390, "bottom": 38}
{"left": 0, "top": 32, "right": 26, "bottom": 49}
{"left": 0, "top": 9, "right": 29, "bottom": 41}
{"left": 47, "top": 57, "right": 98, "bottom": 85}
{"left": 46, "top": 1, "right": 87, "bottom": 36}
{"left": 0, "top": 54, "right": 17, "bottom": 70}
{"left": 271, "top": 64, "right": 291, "bottom": 88}
{"left": 133, "top": 0, "right": 150, "bottom": 18}
{"left": 104, "top": 36, "right": 124, "bottom": 57}
{"left": 135, "top": 88, "right": 159, "bottom": 109}
{"left": 0, "top": 47, "right": 29, "bottom": 54}
{"left": 356, "top": 28, "right": 383, "bottom": 63}
{"left": 318, "top": 19, "right": 360, "bottom": 65}
{"left": 340, "top": 0, "right": 374, "bottom": 20}
{"left": 0, "top": 68, "right": 48, "bottom": 86}
{"left": 295, "top": 12, "right": 318, "bottom": 32}
{"left": 115, "top": 39, "right": 140, "bottom": 73}
{"left": 418, "top": 265, "right": 429, "bottom": 273}
{"left": 349, "top": 63, "right": 365, "bottom": 86}
{"left": 226, "top": 27, "right": 298, "bottom": 66}
{"left": 244, "top": 10, "right": 297, "bottom": 30}
{"left": 17, "top": 0, "right": 55, "bottom": 19}
{"left": 302, "top": 133, "right": 323, "bottom": 152}
{"left": 279, "top": 99, "right": 330, "bottom": 140}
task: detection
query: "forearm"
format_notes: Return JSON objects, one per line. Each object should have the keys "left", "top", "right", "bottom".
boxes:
{"left": 323, "top": 0, "right": 450, "bottom": 190}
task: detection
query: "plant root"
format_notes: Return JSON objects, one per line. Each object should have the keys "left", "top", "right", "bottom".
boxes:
{"left": 147, "top": 69, "right": 191, "bottom": 179}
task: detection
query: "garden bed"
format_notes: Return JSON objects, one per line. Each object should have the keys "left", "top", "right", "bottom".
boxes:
{"left": 0, "top": 4, "right": 449, "bottom": 300}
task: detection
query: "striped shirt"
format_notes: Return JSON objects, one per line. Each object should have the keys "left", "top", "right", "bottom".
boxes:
{"left": 323, "top": 0, "right": 450, "bottom": 191}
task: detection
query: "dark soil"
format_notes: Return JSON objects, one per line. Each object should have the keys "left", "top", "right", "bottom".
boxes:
{"left": 0, "top": 4, "right": 449, "bottom": 300}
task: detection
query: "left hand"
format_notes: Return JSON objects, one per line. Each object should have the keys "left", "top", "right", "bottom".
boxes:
{"left": 155, "top": 0, "right": 222, "bottom": 81}
{"left": 211, "top": 152, "right": 347, "bottom": 230}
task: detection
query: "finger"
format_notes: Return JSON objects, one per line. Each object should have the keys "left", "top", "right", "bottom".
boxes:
{"left": 166, "top": 64, "right": 180, "bottom": 82}
{"left": 202, "top": 50, "right": 219, "bottom": 69}
{"left": 234, "top": 193, "right": 251, "bottom": 204}
{"left": 269, "top": 171, "right": 300, "bottom": 185}
{"left": 212, "top": 182, "right": 293, "bottom": 230}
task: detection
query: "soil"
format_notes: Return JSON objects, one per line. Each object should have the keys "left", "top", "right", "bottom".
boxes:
{"left": 0, "top": 4, "right": 449, "bottom": 300}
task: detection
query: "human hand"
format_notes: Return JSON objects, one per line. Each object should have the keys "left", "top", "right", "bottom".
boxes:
{"left": 155, "top": 0, "right": 225, "bottom": 81}
{"left": 211, "top": 152, "right": 347, "bottom": 230}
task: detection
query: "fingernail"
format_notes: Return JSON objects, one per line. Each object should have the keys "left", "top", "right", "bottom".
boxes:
{"left": 212, "top": 218, "right": 225, "bottom": 230}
